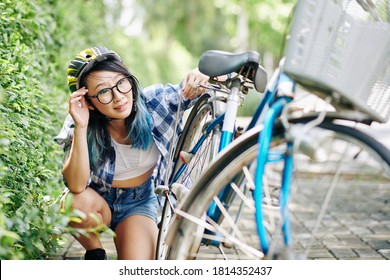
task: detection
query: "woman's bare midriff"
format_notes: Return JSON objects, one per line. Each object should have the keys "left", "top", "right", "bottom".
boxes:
{"left": 112, "top": 166, "right": 155, "bottom": 188}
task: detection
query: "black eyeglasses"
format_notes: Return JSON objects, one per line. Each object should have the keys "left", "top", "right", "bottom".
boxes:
{"left": 88, "top": 76, "right": 132, "bottom": 104}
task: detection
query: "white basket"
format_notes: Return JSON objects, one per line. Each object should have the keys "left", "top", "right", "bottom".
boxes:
{"left": 284, "top": 0, "right": 390, "bottom": 122}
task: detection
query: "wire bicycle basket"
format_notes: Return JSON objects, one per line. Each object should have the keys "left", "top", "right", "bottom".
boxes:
{"left": 284, "top": 0, "right": 390, "bottom": 122}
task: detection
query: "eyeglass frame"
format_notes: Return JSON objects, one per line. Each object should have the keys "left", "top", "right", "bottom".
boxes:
{"left": 86, "top": 76, "right": 133, "bottom": 104}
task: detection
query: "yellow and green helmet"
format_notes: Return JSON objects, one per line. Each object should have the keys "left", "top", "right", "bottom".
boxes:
{"left": 67, "top": 46, "right": 122, "bottom": 93}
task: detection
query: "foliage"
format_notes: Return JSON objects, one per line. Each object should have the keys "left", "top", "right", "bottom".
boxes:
{"left": 0, "top": 0, "right": 60, "bottom": 259}
{"left": 134, "top": 0, "right": 294, "bottom": 57}
{"left": 131, "top": 0, "right": 295, "bottom": 111}
{"left": 0, "top": 0, "right": 113, "bottom": 259}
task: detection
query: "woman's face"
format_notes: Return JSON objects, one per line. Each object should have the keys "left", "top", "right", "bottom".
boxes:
{"left": 86, "top": 70, "right": 134, "bottom": 120}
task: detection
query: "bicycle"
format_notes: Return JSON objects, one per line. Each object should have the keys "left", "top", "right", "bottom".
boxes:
{"left": 161, "top": 0, "right": 390, "bottom": 260}
{"left": 155, "top": 50, "right": 269, "bottom": 259}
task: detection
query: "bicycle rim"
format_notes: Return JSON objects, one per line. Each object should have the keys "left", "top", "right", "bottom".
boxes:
{"left": 165, "top": 116, "right": 390, "bottom": 259}
{"left": 156, "top": 94, "right": 220, "bottom": 259}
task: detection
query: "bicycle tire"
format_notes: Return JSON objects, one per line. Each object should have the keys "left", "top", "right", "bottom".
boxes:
{"left": 165, "top": 115, "right": 390, "bottom": 259}
{"left": 156, "top": 93, "right": 221, "bottom": 259}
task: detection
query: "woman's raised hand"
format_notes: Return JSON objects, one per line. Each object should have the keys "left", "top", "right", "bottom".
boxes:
{"left": 181, "top": 68, "right": 210, "bottom": 99}
{"left": 68, "top": 87, "right": 90, "bottom": 128}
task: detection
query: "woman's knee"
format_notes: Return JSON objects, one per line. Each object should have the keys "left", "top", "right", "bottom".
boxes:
{"left": 61, "top": 188, "right": 111, "bottom": 228}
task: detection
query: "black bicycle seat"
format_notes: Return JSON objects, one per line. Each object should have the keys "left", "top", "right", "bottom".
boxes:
{"left": 199, "top": 50, "right": 259, "bottom": 76}
{"left": 199, "top": 50, "right": 267, "bottom": 93}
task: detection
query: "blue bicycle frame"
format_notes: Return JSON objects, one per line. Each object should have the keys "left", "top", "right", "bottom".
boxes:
{"left": 206, "top": 69, "right": 296, "bottom": 253}
{"left": 253, "top": 71, "right": 295, "bottom": 254}
{"left": 169, "top": 65, "right": 297, "bottom": 254}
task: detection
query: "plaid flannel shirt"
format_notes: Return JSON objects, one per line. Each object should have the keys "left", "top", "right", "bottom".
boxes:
{"left": 54, "top": 83, "right": 196, "bottom": 194}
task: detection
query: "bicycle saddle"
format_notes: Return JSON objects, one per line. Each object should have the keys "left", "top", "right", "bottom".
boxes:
{"left": 199, "top": 50, "right": 268, "bottom": 92}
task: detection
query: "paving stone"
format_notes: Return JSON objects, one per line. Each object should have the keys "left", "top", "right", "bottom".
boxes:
{"left": 334, "top": 233, "right": 360, "bottom": 240}
{"left": 321, "top": 219, "right": 342, "bottom": 227}
{"left": 324, "top": 240, "right": 361, "bottom": 250}
{"left": 366, "top": 240, "right": 390, "bottom": 250}
{"left": 329, "top": 248, "right": 357, "bottom": 259}
{"left": 354, "top": 249, "right": 383, "bottom": 259}
{"left": 378, "top": 249, "right": 390, "bottom": 259}
{"left": 369, "top": 225, "right": 390, "bottom": 234}
{"left": 348, "top": 227, "right": 374, "bottom": 235}
{"left": 370, "top": 212, "right": 390, "bottom": 220}
{"left": 361, "top": 234, "right": 390, "bottom": 241}
{"left": 306, "top": 249, "right": 335, "bottom": 259}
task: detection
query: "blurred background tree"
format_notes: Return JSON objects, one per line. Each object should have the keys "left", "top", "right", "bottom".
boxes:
{"left": 107, "top": 0, "right": 294, "bottom": 84}
{"left": 106, "top": 0, "right": 294, "bottom": 114}
{"left": 0, "top": 0, "right": 294, "bottom": 259}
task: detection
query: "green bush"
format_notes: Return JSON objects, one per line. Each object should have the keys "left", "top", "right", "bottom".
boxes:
{"left": 0, "top": 0, "right": 113, "bottom": 259}
{"left": 0, "top": 0, "right": 65, "bottom": 259}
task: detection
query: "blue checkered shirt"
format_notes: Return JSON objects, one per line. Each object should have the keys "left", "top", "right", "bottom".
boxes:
{"left": 55, "top": 83, "right": 196, "bottom": 193}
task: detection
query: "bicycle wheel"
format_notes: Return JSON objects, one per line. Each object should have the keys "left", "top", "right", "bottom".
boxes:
{"left": 165, "top": 115, "right": 390, "bottom": 259}
{"left": 156, "top": 93, "right": 222, "bottom": 259}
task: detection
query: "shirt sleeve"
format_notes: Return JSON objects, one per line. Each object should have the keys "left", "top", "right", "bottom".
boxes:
{"left": 54, "top": 114, "right": 75, "bottom": 155}
{"left": 142, "top": 83, "right": 199, "bottom": 115}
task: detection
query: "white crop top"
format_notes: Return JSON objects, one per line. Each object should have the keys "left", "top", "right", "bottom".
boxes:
{"left": 112, "top": 139, "right": 160, "bottom": 180}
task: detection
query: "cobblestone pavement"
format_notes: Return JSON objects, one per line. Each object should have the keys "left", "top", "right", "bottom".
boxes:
{"left": 286, "top": 174, "right": 390, "bottom": 260}
{"left": 50, "top": 172, "right": 390, "bottom": 260}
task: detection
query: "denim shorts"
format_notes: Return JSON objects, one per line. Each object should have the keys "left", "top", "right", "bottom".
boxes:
{"left": 101, "top": 178, "right": 158, "bottom": 231}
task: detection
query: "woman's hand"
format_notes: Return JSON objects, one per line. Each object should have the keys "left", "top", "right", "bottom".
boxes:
{"left": 69, "top": 87, "right": 90, "bottom": 128}
{"left": 181, "top": 68, "right": 209, "bottom": 99}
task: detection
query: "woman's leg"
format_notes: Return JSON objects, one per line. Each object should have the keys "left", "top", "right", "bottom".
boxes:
{"left": 114, "top": 215, "right": 158, "bottom": 260}
{"left": 62, "top": 188, "right": 112, "bottom": 250}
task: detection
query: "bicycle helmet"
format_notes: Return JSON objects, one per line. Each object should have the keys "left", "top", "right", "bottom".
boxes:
{"left": 67, "top": 46, "right": 123, "bottom": 93}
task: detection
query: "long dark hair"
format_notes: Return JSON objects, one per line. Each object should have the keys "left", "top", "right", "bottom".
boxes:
{"left": 79, "top": 59, "right": 153, "bottom": 172}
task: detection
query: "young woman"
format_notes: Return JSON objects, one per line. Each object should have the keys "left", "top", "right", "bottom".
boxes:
{"left": 55, "top": 46, "right": 209, "bottom": 260}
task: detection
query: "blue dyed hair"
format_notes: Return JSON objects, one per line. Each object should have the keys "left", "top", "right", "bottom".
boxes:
{"left": 79, "top": 59, "right": 153, "bottom": 172}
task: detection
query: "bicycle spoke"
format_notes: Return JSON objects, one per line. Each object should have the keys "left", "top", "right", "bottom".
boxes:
{"left": 229, "top": 182, "right": 255, "bottom": 212}
{"left": 212, "top": 195, "right": 246, "bottom": 241}
{"left": 205, "top": 216, "right": 264, "bottom": 259}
